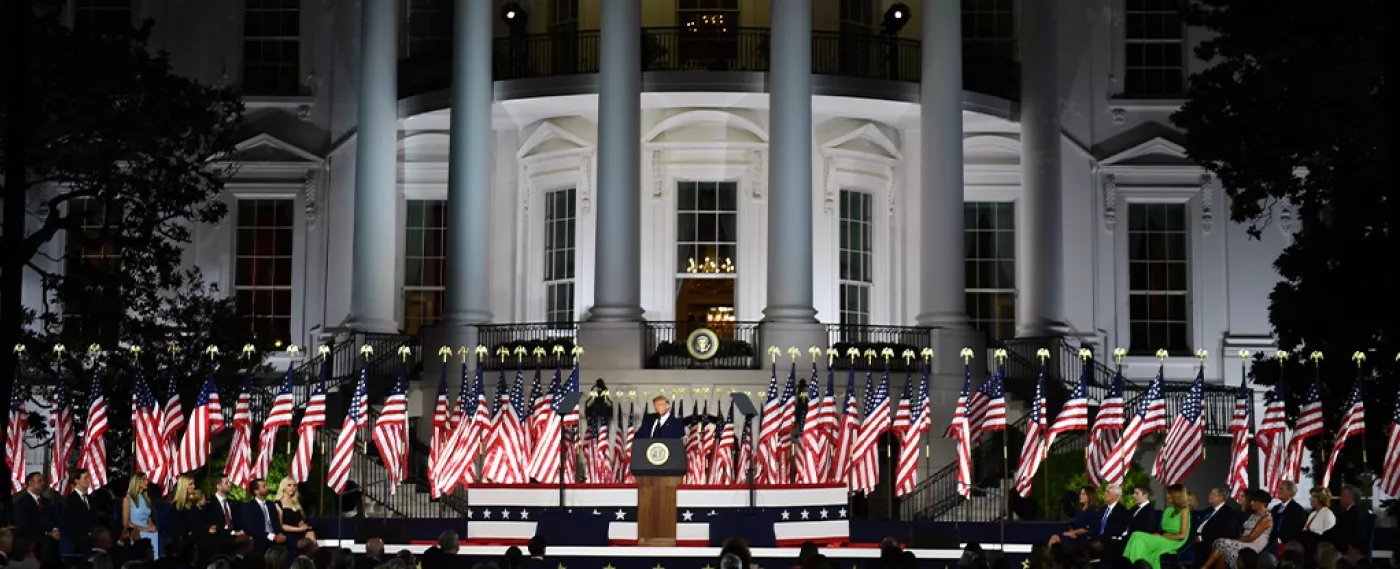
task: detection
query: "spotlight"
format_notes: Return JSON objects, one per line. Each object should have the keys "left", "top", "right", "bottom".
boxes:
{"left": 501, "top": 2, "right": 528, "bottom": 35}
{"left": 882, "top": 3, "right": 911, "bottom": 35}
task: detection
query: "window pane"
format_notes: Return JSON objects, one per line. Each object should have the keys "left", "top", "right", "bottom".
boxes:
{"left": 677, "top": 181, "right": 739, "bottom": 280}
{"left": 1127, "top": 203, "right": 1189, "bottom": 353}
{"left": 1123, "top": 0, "right": 1185, "bottom": 97}
{"left": 543, "top": 189, "right": 577, "bottom": 321}
{"left": 963, "top": 202, "right": 1016, "bottom": 341}
{"left": 235, "top": 199, "right": 295, "bottom": 348}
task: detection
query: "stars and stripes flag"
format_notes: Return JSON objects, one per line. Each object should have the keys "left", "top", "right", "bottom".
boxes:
{"left": 78, "top": 370, "right": 110, "bottom": 491}
{"left": 737, "top": 417, "right": 754, "bottom": 485}
{"left": 1086, "top": 368, "right": 1126, "bottom": 486}
{"left": 798, "top": 363, "right": 837, "bottom": 484}
{"left": 6, "top": 377, "right": 27, "bottom": 494}
{"left": 596, "top": 400, "right": 615, "bottom": 484}
{"left": 526, "top": 365, "right": 563, "bottom": 484}
{"left": 1101, "top": 366, "right": 1166, "bottom": 485}
{"left": 156, "top": 371, "right": 184, "bottom": 491}
{"left": 945, "top": 364, "right": 974, "bottom": 498}
{"left": 1227, "top": 374, "right": 1252, "bottom": 499}
{"left": 1256, "top": 377, "right": 1288, "bottom": 496}
{"left": 428, "top": 364, "right": 452, "bottom": 498}
{"left": 49, "top": 384, "right": 75, "bottom": 493}
{"left": 1012, "top": 368, "right": 1049, "bottom": 498}
{"left": 224, "top": 372, "right": 254, "bottom": 489}
{"left": 710, "top": 403, "right": 736, "bottom": 485}
{"left": 1285, "top": 368, "right": 1323, "bottom": 484}
{"left": 895, "top": 363, "right": 931, "bottom": 497}
{"left": 1154, "top": 369, "right": 1206, "bottom": 486}
{"left": 256, "top": 363, "right": 296, "bottom": 480}
{"left": 481, "top": 369, "right": 527, "bottom": 484}
{"left": 757, "top": 362, "right": 784, "bottom": 484}
{"left": 132, "top": 374, "right": 165, "bottom": 481}
{"left": 559, "top": 359, "right": 581, "bottom": 484}
{"left": 1380, "top": 382, "right": 1400, "bottom": 496}
{"left": 969, "top": 367, "right": 1007, "bottom": 442}
{"left": 434, "top": 364, "right": 483, "bottom": 495}
{"left": 1049, "top": 363, "right": 1091, "bottom": 447}
{"left": 851, "top": 365, "right": 891, "bottom": 497}
{"left": 776, "top": 364, "right": 800, "bottom": 482}
{"left": 581, "top": 418, "right": 598, "bottom": 484}
{"left": 684, "top": 399, "right": 705, "bottom": 484}
{"left": 290, "top": 361, "right": 327, "bottom": 483}
{"left": 372, "top": 364, "right": 410, "bottom": 494}
{"left": 525, "top": 366, "right": 553, "bottom": 480}
{"left": 699, "top": 399, "right": 717, "bottom": 485}
{"left": 525, "top": 367, "right": 544, "bottom": 451}
{"left": 174, "top": 366, "right": 222, "bottom": 476}
{"left": 327, "top": 365, "right": 369, "bottom": 494}
{"left": 831, "top": 367, "right": 860, "bottom": 488}
{"left": 617, "top": 404, "right": 634, "bottom": 483}
{"left": 1322, "top": 376, "right": 1365, "bottom": 487}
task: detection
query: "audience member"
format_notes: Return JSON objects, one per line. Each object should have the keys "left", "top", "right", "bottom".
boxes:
{"left": 804, "top": 554, "right": 830, "bottom": 569}
{"left": 229, "top": 536, "right": 254, "bottom": 569}
{"left": 1050, "top": 487, "right": 1104, "bottom": 551}
{"left": 356, "top": 540, "right": 384, "bottom": 569}
{"left": 328, "top": 549, "right": 352, "bottom": 569}
{"left": 469, "top": 563, "right": 499, "bottom": 569}
{"left": 262, "top": 546, "right": 286, "bottom": 569}
{"left": 1028, "top": 542, "right": 1054, "bottom": 569}
{"left": 1124, "top": 484, "right": 1194, "bottom": 569}
{"left": 1085, "top": 538, "right": 1105, "bottom": 567}
{"left": 866, "top": 537, "right": 901, "bottom": 569}
{"left": 1202, "top": 489, "right": 1273, "bottom": 569}
{"left": 392, "top": 550, "right": 415, "bottom": 569}
{"left": 288, "top": 558, "right": 315, "bottom": 569}
{"left": 294, "top": 539, "right": 316, "bottom": 560}
{"left": 241, "top": 480, "right": 285, "bottom": 556}
{"left": 122, "top": 475, "right": 159, "bottom": 560}
{"left": 1327, "top": 485, "right": 1368, "bottom": 560}
{"left": 129, "top": 539, "right": 155, "bottom": 566}
{"left": 419, "top": 532, "right": 458, "bottom": 569}
{"left": 1198, "top": 488, "right": 1242, "bottom": 550}
{"left": 308, "top": 547, "right": 332, "bottom": 569}
{"left": 1279, "top": 541, "right": 1305, "bottom": 568}
{"left": 502, "top": 546, "right": 523, "bottom": 569}
{"left": 958, "top": 543, "right": 987, "bottom": 569}
{"left": 720, "top": 554, "right": 745, "bottom": 569}
{"left": 523, "top": 536, "right": 547, "bottom": 568}
{"left": 795, "top": 541, "right": 819, "bottom": 569}
{"left": 720, "top": 538, "right": 754, "bottom": 569}
{"left": 64, "top": 470, "right": 96, "bottom": 557}
{"left": 899, "top": 551, "right": 915, "bottom": 569}
{"left": 1127, "top": 485, "right": 1159, "bottom": 536}
{"left": 1318, "top": 542, "right": 1342, "bottom": 569}
{"left": 1256, "top": 552, "right": 1279, "bottom": 569}
{"left": 1270, "top": 482, "right": 1307, "bottom": 555}
{"left": 7, "top": 540, "right": 38, "bottom": 569}
{"left": 11, "top": 473, "right": 59, "bottom": 563}
{"left": 273, "top": 480, "right": 314, "bottom": 545}
{"left": 0, "top": 529, "right": 13, "bottom": 566}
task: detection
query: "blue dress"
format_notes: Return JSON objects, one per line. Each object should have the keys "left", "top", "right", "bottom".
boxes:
{"left": 129, "top": 494, "right": 161, "bottom": 558}
{"left": 1062, "top": 507, "right": 1102, "bottom": 551}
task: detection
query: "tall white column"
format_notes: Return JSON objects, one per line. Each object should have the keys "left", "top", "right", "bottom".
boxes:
{"left": 441, "top": 0, "right": 493, "bottom": 327}
{"left": 343, "top": 0, "right": 399, "bottom": 333}
{"left": 1017, "top": 0, "right": 1067, "bottom": 337}
{"left": 915, "top": 0, "right": 969, "bottom": 330}
{"left": 589, "top": 0, "right": 643, "bottom": 322}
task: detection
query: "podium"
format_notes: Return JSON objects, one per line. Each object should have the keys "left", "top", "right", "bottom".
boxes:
{"left": 631, "top": 438, "right": 685, "bottom": 546}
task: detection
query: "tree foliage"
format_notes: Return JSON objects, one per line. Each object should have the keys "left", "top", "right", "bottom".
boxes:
{"left": 1172, "top": 0, "right": 1392, "bottom": 481}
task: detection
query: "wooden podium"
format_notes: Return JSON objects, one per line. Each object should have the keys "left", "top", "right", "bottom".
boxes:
{"left": 631, "top": 438, "right": 685, "bottom": 546}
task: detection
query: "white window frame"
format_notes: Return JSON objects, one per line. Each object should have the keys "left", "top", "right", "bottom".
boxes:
{"left": 1109, "top": 179, "right": 1200, "bottom": 362}
{"left": 1121, "top": 0, "right": 1187, "bottom": 98}
{"left": 542, "top": 187, "right": 578, "bottom": 326}
{"left": 517, "top": 128, "right": 594, "bottom": 324}
{"left": 963, "top": 200, "right": 1018, "bottom": 342}
{"left": 402, "top": 198, "right": 448, "bottom": 337}
{"left": 820, "top": 150, "right": 897, "bottom": 326}
{"left": 221, "top": 183, "right": 306, "bottom": 351}
{"left": 837, "top": 189, "right": 874, "bottom": 328}
{"left": 237, "top": 0, "right": 304, "bottom": 96}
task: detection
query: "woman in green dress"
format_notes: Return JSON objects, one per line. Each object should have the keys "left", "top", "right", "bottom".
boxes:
{"left": 1124, "top": 484, "right": 1196, "bottom": 569}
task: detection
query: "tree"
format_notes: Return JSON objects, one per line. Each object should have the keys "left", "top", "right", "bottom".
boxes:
{"left": 1172, "top": 0, "right": 1393, "bottom": 483}
{"left": 2, "top": 2, "right": 248, "bottom": 489}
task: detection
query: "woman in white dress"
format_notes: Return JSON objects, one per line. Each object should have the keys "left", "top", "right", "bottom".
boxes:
{"left": 1304, "top": 487, "right": 1337, "bottom": 536}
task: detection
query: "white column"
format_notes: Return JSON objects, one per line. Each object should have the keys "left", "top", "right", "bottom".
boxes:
{"left": 441, "top": 0, "right": 493, "bottom": 327}
{"left": 1016, "top": 0, "right": 1067, "bottom": 337}
{"left": 915, "top": 0, "right": 969, "bottom": 330}
{"left": 343, "top": 0, "right": 399, "bottom": 333}
{"left": 589, "top": 0, "right": 643, "bottom": 322}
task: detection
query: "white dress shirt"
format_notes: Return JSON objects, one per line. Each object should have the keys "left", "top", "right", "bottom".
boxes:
{"left": 1198, "top": 504, "right": 1225, "bottom": 535}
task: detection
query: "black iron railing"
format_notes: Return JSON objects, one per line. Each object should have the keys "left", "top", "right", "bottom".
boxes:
{"left": 477, "top": 322, "right": 578, "bottom": 371}
{"left": 825, "top": 324, "right": 935, "bottom": 373}
{"left": 398, "top": 28, "right": 1021, "bottom": 101}
{"left": 644, "top": 321, "right": 762, "bottom": 370}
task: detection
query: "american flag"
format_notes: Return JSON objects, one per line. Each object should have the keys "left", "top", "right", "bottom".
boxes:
{"left": 559, "top": 361, "right": 581, "bottom": 484}
{"left": 1380, "top": 383, "right": 1400, "bottom": 496}
{"left": 481, "top": 369, "right": 527, "bottom": 484}
{"left": 290, "top": 361, "right": 327, "bottom": 483}
{"left": 49, "top": 384, "right": 75, "bottom": 493}
{"left": 945, "top": 365, "right": 974, "bottom": 498}
{"left": 1285, "top": 369, "right": 1323, "bottom": 482}
{"left": 78, "top": 371, "right": 109, "bottom": 491}
{"left": 1101, "top": 366, "right": 1166, "bottom": 485}
{"left": 156, "top": 372, "right": 184, "bottom": 491}
{"left": 595, "top": 400, "right": 615, "bottom": 484}
{"left": 1257, "top": 375, "right": 1288, "bottom": 495}
{"left": 621, "top": 403, "right": 638, "bottom": 484}
{"left": 1086, "top": 369, "right": 1126, "bottom": 486}
{"left": 525, "top": 368, "right": 544, "bottom": 451}
{"left": 851, "top": 366, "right": 890, "bottom": 496}
{"left": 757, "top": 363, "right": 783, "bottom": 484}
{"left": 372, "top": 364, "right": 409, "bottom": 493}
{"left": 831, "top": 367, "right": 860, "bottom": 488}
{"left": 1227, "top": 374, "right": 1252, "bottom": 499}
{"left": 710, "top": 403, "right": 736, "bottom": 485}
{"left": 6, "top": 378, "right": 27, "bottom": 494}
{"left": 737, "top": 417, "right": 754, "bottom": 484}
{"left": 699, "top": 399, "right": 717, "bottom": 484}
{"left": 684, "top": 400, "right": 705, "bottom": 484}
{"left": 1012, "top": 369, "right": 1048, "bottom": 497}
{"left": 969, "top": 367, "right": 1007, "bottom": 441}
{"left": 434, "top": 364, "right": 480, "bottom": 495}
{"left": 1322, "top": 376, "right": 1365, "bottom": 487}
{"left": 894, "top": 364, "right": 931, "bottom": 497}
{"left": 176, "top": 367, "right": 222, "bottom": 476}
{"left": 1153, "top": 370, "right": 1205, "bottom": 486}
{"left": 461, "top": 367, "right": 493, "bottom": 486}
{"left": 798, "top": 364, "right": 836, "bottom": 484}
{"left": 1049, "top": 364, "right": 1090, "bottom": 447}
{"left": 131, "top": 374, "right": 164, "bottom": 481}
{"left": 224, "top": 372, "right": 253, "bottom": 489}
{"left": 776, "top": 364, "right": 800, "bottom": 482}
{"left": 256, "top": 364, "right": 296, "bottom": 480}
{"left": 327, "top": 365, "right": 369, "bottom": 494}
{"left": 527, "top": 366, "right": 564, "bottom": 484}
{"left": 428, "top": 364, "right": 452, "bottom": 498}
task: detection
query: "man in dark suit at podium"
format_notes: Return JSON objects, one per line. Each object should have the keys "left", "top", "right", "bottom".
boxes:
{"left": 637, "top": 395, "right": 685, "bottom": 439}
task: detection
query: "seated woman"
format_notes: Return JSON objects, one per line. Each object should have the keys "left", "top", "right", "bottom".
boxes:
{"left": 1201, "top": 489, "right": 1273, "bottom": 569}
{"left": 1123, "top": 484, "right": 1195, "bottom": 569}
{"left": 1048, "top": 486, "right": 1103, "bottom": 551}
{"left": 1297, "top": 487, "right": 1337, "bottom": 559}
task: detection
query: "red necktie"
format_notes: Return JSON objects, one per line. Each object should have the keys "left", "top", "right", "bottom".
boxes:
{"left": 222, "top": 499, "right": 232, "bottom": 529}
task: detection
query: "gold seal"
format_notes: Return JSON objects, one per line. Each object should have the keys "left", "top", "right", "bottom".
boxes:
{"left": 646, "top": 441, "right": 670, "bottom": 466}
{"left": 685, "top": 328, "right": 720, "bottom": 361}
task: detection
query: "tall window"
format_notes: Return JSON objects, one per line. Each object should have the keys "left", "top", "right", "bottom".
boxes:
{"left": 547, "top": 0, "right": 580, "bottom": 74}
{"left": 544, "top": 189, "right": 576, "bottom": 325}
{"left": 405, "top": 0, "right": 452, "bottom": 58}
{"left": 675, "top": 181, "right": 737, "bottom": 330}
{"left": 677, "top": 0, "right": 739, "bottom": 70}
{"left": 235, "top": 199, "right": 294, "bottom": 348}
{"left": 1124, "top": 0, "right": 1186, "bottom": 97}
{"left": 962, "top": 0, "right": 1016, "bottom": 63}
{"left": 1127, "top": 203, "right": 1189, "bottom": 353}
{"left": 63, "top": 199, "right": 123, "bottom": 345}
{"left": 404, "top": 200, "right": 447, "bottom": 337}
{"left": 549, "top": 0, "right": 579, "bottom": 32}
{"left": 964, "top": 202, "right": 1016, "bottom": 342}
{"left": 72, "top": 0, "right": 130, "bottom": 35}
{"left": 242, "top": 0, "right": 300, "bottom": 95}
{"left": 839, "top": 190, "right": 873, "bottom": 328}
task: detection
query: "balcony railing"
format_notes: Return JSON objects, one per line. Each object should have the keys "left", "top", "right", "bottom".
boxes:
{"left": 477, "top": 322, "right": 578, "bottom": 371}
{"left": 398, "top": 28, "right": 1020, "bottom": 101}
{"left": 826, "top": 324, "right": 935, "bottom": 372}
{"left": 644, "top": 321, "right": 762, "bottom": 370}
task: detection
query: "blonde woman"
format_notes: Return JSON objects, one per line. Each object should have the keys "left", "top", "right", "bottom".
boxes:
{"left": 1124, "top": 484, "right": 1195, "bottom": 569}
{"left": 171, "top": 476, "right": 215, "bottom": 537}
{"left": 122, "top": 474, "right": 160, "bottom": 557}
{"left": 275, "top": 477, "right": 316, "bottom": 543}
{"left": 1305, "top": 487, "right": 1337, "bottom": 535}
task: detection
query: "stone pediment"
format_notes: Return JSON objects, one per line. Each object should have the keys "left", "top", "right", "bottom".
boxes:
{"left": 1098, "top": 126, "right": 1194, "bottom": 168}
{"left": 519, "top": 120, "right": 596, "bottom": 160}
{"left": 644, "top": 110, "right": 768, "bottom": 146}
{"left": 820, "top": 121, "right": 901, "bottom": 162}
{"left": 231, "top": 133, "right": 322, "bottom": 164}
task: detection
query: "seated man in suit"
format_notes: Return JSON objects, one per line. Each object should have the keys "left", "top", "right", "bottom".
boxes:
{"left": 1325, "top": 484, "right": 1370, "bottom": 560}
{"left": 1196, "top": 488, "right": 1241, "bottom": 550}
{"left": 1097, "top": 484, "right": 1134, "bottom": 560}
{"left": 10, "top": 473, "right": 59, "bottom": 563}
{"left": 238, "top": 479, "right": 286, "bottom": 555}
{"left": 1124, "top": 484, "right": 1160, "bottom": 538}
{"left": 1268, "top": 481, "right": 1307, "bottom": 553}
{"left": 637, "top": 395, "right": 685, "bottom": 439}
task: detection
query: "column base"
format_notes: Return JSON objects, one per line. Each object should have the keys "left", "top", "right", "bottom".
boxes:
{"left": 1014, "top": 320, "right": 1073, "bottom": 339}
{"left": 342, "top": 315, "right": 400, "bottom": 334}
{"left": 758, "top": 320, "right": 827, "bottom": 354}
{"left": 916, "top": 310, "right": 971, "bottom": 329}
{"left": 589, "top": 305, "right": 646, "bottom": 322}
{"left": 578, "top": 320, "right": 646, "bottom": 371}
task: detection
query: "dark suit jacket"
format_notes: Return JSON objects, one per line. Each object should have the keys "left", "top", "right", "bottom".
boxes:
{"left": 238, "top": 499, "right": 282, "bottom": 553}
{"left": 1126, "top": 503, "right": 1159, "bottom": 535}
{"left": 1197, "top": 505, "right": 1241, "bottom": 547}
{"left": 10, "top": 492, "right": 55, "bottom": 542}
{"left": 637, "top": 414, "right": 685, "bottom": 439}
{"left": 202, "top": 497, "right": 240, "bottom": 534}
{"left": 1326, "top": 505, "right": 1369, "bottom": 557}
{"left": 1269, "top": 500, "right": 1307, "bottom": 549}
{"left": 1097, "top": 502, "right": 1133, "bottom": 543}
{"left": 62, "top": 491, "right": 95, "bottom": 550}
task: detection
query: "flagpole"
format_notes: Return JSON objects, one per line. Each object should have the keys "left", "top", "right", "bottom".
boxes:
{"left": 203, "top": 345, "right": 217, "bottom": 494}
{"left": 1351, "top": 352, "right": 1370, "bottom": 498}
{"left": 131, "top": 345, "right": 141, "bottom": 464}
{"left": 996, "top": 349, "right": 1009, "bottom": 522}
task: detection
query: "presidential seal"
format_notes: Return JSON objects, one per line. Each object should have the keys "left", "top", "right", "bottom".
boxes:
{"left": 685, "top": 328, "right": 720, "bottom": 361}
{"left": 645, "top": 441, "right": 670, "bottom": 466}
